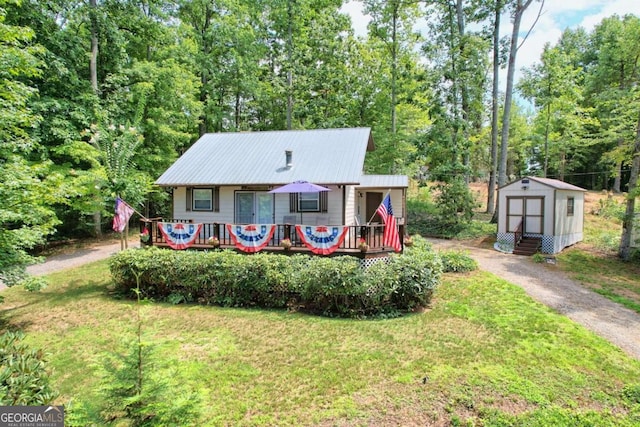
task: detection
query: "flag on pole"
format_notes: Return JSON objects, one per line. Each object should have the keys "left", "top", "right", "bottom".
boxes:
{"left": 113, "top": 197, "right": 135, "bottom": 232}
{"left": 376, "top": 193, "right": 401, "bottom": 252}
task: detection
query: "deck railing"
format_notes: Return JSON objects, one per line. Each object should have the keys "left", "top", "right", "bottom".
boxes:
{"left": 514, "top": 219, "right": 523, "bottom": 246}
{"left": 140, "top": 219, "right": 403, "bottom": 253}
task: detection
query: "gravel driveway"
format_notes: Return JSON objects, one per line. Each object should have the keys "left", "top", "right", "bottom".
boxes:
{"left": 429, "top": 238, "right": 640, "bottom": 361}
{"left": 25, "top": 239, "right": 139, "bottom": 276}
{"left": 9, "top": 238, "right": 640, "bottom": 360}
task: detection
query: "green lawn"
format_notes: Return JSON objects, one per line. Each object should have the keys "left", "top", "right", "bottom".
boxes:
{"left": 2, "top": 258, "right": 640, "bottom": 425}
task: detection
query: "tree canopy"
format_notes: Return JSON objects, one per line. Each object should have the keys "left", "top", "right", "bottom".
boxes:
{"left": 2, "top": 0, "right": 639, "bottom": 272}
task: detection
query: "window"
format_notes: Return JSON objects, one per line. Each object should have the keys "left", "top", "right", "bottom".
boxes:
{"left": 193, "top": 189, "right": 212, "bottom": 210}
{"left": 187, "top": 187, "right": 219, "bottom": 212}
{"left": 298, "top": 192, "right": 320, "bottom": 212}
{"left": 567, "top": 197, "right": 575, "bottom": 216}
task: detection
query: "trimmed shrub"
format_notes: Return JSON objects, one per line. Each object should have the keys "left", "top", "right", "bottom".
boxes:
{"left": 109, "top": 245, "right": 443, "bottom": 318}
{"left": 440, "top": 249, "right": 478, "bottom": 273}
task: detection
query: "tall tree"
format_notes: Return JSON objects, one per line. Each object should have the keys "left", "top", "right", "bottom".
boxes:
{"left": 486, "top": 0, "right": 504, "bottom": 214}
{"left": 0, "top": 1, "right": 66, "bottom": 286}
{"left": 422, "top": 0, "right": 489, "bottom": 182}
{"left": 619, "top": 108, "right": 640, "bottom": 260}
{"left": 583, "top": 15, "right": 640, "bottom": 192}
{"left": 497, "top": 0, "right": 536, "bottom": 186}
{"left": 519, "top": 43, "right": 586, "bottom": 179}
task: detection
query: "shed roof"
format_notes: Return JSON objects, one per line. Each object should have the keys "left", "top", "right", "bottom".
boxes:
{"left": 156, "top": 128, "right": 374, "bottom": 186}
{"left": 500, "top": 176, "right": 587, "bottom": 192}
{"left": 357, "top": 175, "right": 408, "bottom": 188}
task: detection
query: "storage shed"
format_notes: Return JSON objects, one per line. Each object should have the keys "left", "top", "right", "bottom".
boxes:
{"left": 497, "top": 177, "right": 587, "bottom": 254}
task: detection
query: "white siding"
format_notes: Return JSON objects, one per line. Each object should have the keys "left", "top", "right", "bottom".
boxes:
{"left": 173, "top": 185, "right": 346, "bottom": 225}
{"left": 344, "top": 185, "right": 357, "bottom": 225}
{"left": 498, "top": 179, "right": 554, "bottom": 234}
{"left": 352, "top": 188, "right": 404, "bottom": 225}
{"left": 554, "top": 190, "right": 584, "bottom": 236}
{"left": 498, "top": 178, "right": 585, "bottom": 253}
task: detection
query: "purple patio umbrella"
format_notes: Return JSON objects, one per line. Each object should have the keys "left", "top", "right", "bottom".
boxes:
{"left": 269, "top": 180, "right": 330, "bottom": 224}
{"left": 268, "top": 180, "right": 331, "bottom": 194}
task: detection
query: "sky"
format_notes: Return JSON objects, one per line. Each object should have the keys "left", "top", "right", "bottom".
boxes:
{"left": 341, "top": 0, "right": 640, "bottom": 90}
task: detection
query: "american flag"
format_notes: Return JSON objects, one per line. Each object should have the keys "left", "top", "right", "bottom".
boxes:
{"left": 376, "top": 193, "right": 401, "bottom": 252}
{"left": 112, "top": 197, "right": 135, "bottom": 232}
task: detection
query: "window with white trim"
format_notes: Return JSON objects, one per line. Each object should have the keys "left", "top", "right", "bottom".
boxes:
{"left": 298, "top": 192, "right": 320, "bottom": 212}
{"left": 193, "top": 188, "right": 213, "bottom": 211}
{"left": 567, "top": 197, "right": 575, "bottom": 216}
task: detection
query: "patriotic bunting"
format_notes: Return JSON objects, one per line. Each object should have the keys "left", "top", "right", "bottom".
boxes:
{"left": 158, "top": 222, "right": 202, "bottom": 250}
{"left": 295, "top": 225, "right": 348, "bottom": 255}
{"left": 227, "top": 224, "right": 276, "bottom": 253}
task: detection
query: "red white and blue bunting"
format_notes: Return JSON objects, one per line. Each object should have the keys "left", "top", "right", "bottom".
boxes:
{"left": 158, "top": 222, "right": 203, "bottom": 250}
{"left": 226, "top": 224, "right": 276, "bottom": 253}
{"left": 295, "top": 225, "right": 348, "bottom": 255}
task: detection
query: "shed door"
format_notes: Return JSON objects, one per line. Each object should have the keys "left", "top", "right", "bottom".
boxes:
{"left": 507, "top": 196, "right": 544, "bottom": 234}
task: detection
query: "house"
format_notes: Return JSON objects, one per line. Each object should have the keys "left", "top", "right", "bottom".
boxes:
{"left": 497, "top": 176, "right": 586, "bottom": 254}
{"left": 151, "top": 128, "right": 408, "bottom": 254}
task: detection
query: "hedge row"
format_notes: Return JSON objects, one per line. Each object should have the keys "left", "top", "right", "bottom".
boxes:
{"left": 109, "top": 239, "right": 443, "bottom": 318}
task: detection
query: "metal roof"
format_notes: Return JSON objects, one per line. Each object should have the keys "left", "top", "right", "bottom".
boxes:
{"left": 529, "top": 177, "right": 587, "bottom": 191}
{"left": 356, "top": 174, "right": 408, "bottom": 188}
{"left": 500, "top": 176, "right": 587, "bottom": 192}
{"left": 155, "top": 128, "right": 374, "bottom": 186}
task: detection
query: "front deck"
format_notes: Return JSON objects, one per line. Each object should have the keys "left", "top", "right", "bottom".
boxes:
{"left": 141, "top": 219, "right": 404, "bottom": 258}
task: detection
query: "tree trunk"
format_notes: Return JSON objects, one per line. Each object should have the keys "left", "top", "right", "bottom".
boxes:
{"left": 455, "top": 0, "right": 472, "bottom": 184}
{"left": 618, "top": 111, "right": 640, "bottom": 261}
{"left": 90, "top": 0, "right": 102, "bottom": 238}
{"left": 543, "top": 101, "right": 550, "bottom": 177}
{"left": 391, "top": 4, "right": 397, "bottom": 135}
{"left": 613, "top": 160, "right": 622, "bottom": 193}
{"left": 286, "top": 0, "right": 293, "bottom": 130}
{"left": 498, "top": 0, "right": 533, "bottom": 187}
{"left": 613, "top": 138, "right": 623, "bottom": 193}
{"left": 487, "top": 0, "right": 501, "bottom": 215}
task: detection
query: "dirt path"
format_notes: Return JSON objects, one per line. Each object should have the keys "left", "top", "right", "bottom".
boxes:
{"left": 428, "top": 238, "right": 640, "bottom": 361}
{"left": 25, "top": 238, "right": 139, "bottom": 276}
{"left": 10, "top": 237, "right": 640, "bottom": 361}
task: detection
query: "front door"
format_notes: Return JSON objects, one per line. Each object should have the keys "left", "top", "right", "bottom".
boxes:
{"left": 235, "top": 192, "right": 274, "bottom": 224}
{"left": 507, "top": 196, "right": 544, "bottom": 234}
{"left": 366, "top": 192, "right": 383, "bottom": 224}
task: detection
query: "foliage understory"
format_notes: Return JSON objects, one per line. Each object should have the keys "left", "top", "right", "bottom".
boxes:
{"left": 406, "top": 183, "right": 495, "bottom": 240}
{"left": 1, "top": 259, "right": 640, "bottom": 426}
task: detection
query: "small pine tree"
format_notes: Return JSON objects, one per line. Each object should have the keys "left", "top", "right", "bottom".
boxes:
{"left": 433, "top": 178, "right": 477, "bottom": 232}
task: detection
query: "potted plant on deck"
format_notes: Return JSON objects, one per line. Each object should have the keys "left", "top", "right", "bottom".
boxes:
{"left": 358, "top": 238, "right": 369, "bottom": 253}
{"left": 207, "top": 236, "right": 220, "bottom": 248}
{"left": 140, "top": 227, "right": 150, "bottom": 244}
{"left": 280, "top": 238, "right": 292, "bottom": 250}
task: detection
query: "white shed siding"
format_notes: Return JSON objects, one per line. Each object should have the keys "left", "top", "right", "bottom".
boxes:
{"left": 498, "top": 177, "right": 586, "bottom": 254}
{"left": 498, "top": 179, "right": 554, "bottom": 235}
{"left": 554, "top": 190, "right": 584, "bottom": 235}
{"left": 553, "top": 190, "right": 584, "bottom": 252}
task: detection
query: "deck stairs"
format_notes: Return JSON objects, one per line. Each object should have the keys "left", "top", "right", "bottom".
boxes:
{"left": 513, "top": 237, "right": 541, "bottom": 256}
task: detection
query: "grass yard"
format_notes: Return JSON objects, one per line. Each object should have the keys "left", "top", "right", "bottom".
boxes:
{"left": 554, "top": 191, "right": 640, "bottom": 314}
{"left": 2, "top": 258, "right": 640, "bottom": 425}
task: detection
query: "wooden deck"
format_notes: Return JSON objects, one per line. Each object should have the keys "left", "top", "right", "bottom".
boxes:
{"left": 140, "top": 220, "right": 404, "bottom": 258}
